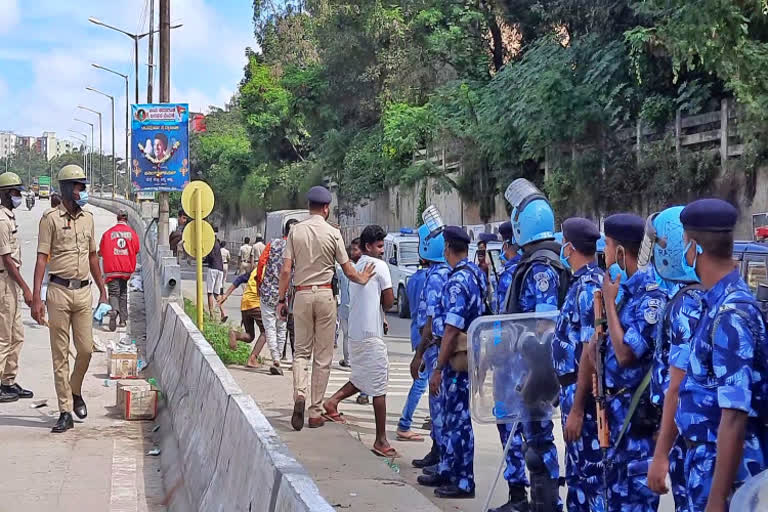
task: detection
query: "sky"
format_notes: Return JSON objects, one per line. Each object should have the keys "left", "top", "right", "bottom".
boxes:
{"left": 0, "top": 0, "right": 255, "bottom": 153}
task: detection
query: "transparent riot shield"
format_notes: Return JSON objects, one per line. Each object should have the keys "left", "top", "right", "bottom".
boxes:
{"left": 731, "top": 468, "right": 768, "bottom": 511}
{"left": 467, "top": 311, "right": 561, "bottom": 510}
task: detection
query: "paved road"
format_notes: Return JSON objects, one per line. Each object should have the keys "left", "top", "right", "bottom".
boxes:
{"left": 0, "top": 199, "right": 165, "bottom": 512}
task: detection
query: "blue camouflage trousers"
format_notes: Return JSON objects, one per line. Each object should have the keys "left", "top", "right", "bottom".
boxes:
{"left": 684, "top": 436, "right": 766, "bottom": 511}
{"left": 559, "top": 383, "right": 605, "bottom": 512}
{"left": 497, "top": 422, "right": 527, "bottom": 486}
{"left": 669, "top": 436, "right": 689, "bottom": 512}
{"left": 424, "top": 345, "right": 443, "bottom": 446}
{"left": 437, "top": 367, "right": 475, "bottom": 493}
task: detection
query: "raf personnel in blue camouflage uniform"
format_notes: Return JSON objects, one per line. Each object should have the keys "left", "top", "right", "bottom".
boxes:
{"left": 598, "top": 213, "right": 667, "bottom": 512}
{"left": 674, "top": 199, "right": 768, "bottom": 512}
{"left": 496, "top": 221, "right": 521, "bottom": 314}
{"left": 644, "top": 206, "right": 703, "bottom": 512}
{"left": 554, "top": 218, "right": 604, "bottom": 512}
{"left": 423, "top": 226, "right": 487, "bottom": 499}
{"left": 411, "top": 225, "right": 451, "bottom": 470}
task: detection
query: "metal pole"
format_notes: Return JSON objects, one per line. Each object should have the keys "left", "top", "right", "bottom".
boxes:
{"left": 147, "top": 0, "right": 155, "bottom": 103}
{"left": 158, "top": 0, "right": 171, "bottom": 246}
{"left": 195, "top": 190, "right": 204, "bottom": 329}
{"left": 125, "top": 76, "right": 130, "bottom": 199}
{"left": 90, "top": 123, "right": 94, "bottom": 185}
{"left": 111, "top": 95, "right": 116, "bottom": 200}
{"left": 98, "top": 112, "right": 102, "bottom": 192}
{"left": 134, "top": 36, "right": 139, "bottom": 104}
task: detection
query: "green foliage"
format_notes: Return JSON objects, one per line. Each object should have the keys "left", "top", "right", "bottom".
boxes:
{"left": 183, "top": 299, "right": 251, "bottom": 365}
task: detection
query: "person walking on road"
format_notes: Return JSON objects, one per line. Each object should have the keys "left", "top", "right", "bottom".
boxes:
{"left": 257, "top": 219, "right": 299, "bottom": 375}
{"left": 219, "top": 265, "right": 267, "bottom": 369}
{"left": 99, "top": 210, "right": 140, "bottom": 331}
{"left": 0, "top": 172, "right": 34, "bottom": 403}
{"left": 169, "top": 209, "right": 187, "bottom": 260}
{"left": 251, "top": 236, "right": 266, "bottom": 266}
{"left": 323, "top": 225, "right": 396, "bottom": 456}
{"left": 220, "top": 241, "right": 230, "bottom": 286}
{"left": 204, "top": 229, "right": 227, "bottom": 322}
{"left": 239, "top": 237, "right": 253, "bottom": 274}
{"left": 31, "top": 165, "right": 108, "bottom": 433}
{"left": 277, "top": 186, "right": 375, "bottom": 431}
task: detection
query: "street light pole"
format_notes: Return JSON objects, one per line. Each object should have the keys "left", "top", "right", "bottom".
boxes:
{"left": 77, "top": 106, "right": 102, "bottom": 192}
{"left": 91, "top": 64, "right": 130, "bottom": 202}
{"left": 67, "top": 131, "right": 88, "bottom": 171}
{"left": 158, "top": 0, "right": 171, "bottom": 245}
{"left": 74, "top": 118, "right": 94, "bottom": 185}
{"left": 87, "top": 87, "right": 116, "bottom": 199}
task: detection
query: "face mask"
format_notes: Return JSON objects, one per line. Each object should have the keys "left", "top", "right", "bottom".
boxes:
{"left": 11, "top": 196, "right": 22, "bottom": 209}
{"left": 75, "top": 190, "right": 89, "bottom": 208}
{"left": 681, "top": 241, "right": 702, "bottom": 277}
{"left": 559, "top": 243, "right": 572, "bottom": 272}
{"left": 608, "top": 263, "right": 628, "bottom": 283}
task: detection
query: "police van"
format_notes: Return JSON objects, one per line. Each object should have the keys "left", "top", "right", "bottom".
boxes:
{"left": 384, "top": 229, "right": 420, "bottom": 318}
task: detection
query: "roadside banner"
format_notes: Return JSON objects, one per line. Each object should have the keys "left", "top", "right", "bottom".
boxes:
{"left": 130, "top": 103, "right": 189, "bottom": 191}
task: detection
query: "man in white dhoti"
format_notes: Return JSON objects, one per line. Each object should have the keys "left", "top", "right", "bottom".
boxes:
{"left": 322, "top": 224, "right": 396, "bottom": 457}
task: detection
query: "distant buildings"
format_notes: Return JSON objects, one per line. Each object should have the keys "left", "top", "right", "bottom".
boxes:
{"left": 0, "top": 131, "right": 77, "bottom": 160}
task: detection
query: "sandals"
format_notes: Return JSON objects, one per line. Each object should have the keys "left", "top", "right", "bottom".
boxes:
{"left": 371, "top": 446, "right": 400, "bottom": 458}
{"left": 321, "top": 411, "right": 347, "bottom": 424}
{"left": 396, "top": 430, "right": 424, "bottom": 442}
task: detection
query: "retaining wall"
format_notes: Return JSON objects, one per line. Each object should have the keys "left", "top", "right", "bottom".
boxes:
{"left": 91, "top": 196, "right": 334, "bottom": 512}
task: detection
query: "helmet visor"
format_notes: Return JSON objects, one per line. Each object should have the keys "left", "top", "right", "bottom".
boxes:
{"left": 638, "top": 212, "right": 664, "bottom": 267}
{"left": 504, "top": 178, "right": 547, "bottom": 221}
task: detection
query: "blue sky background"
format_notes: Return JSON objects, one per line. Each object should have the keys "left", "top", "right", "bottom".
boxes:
{"left": 0, "top": 0, "right": 255, "bottom": 152}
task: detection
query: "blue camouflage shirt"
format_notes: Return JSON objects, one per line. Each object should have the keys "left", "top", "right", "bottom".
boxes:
{"left": 553, "top": 262, "right": 603, "bottom": 377}
{"left": 438, "top": 258, "right": 488, "bottom": 336}
{"left": 650, "top": 282, "right": 704, "bottom": 406}
{"left": 420, "top": 263, "right": 452, "bottom": 339}
{"left": 518, "top": 262, "right": 560, "bottom": 313}
{"left": 406, "top": 268, "right": 428, "bottom": 350}
{"left": 495, "top": 255, "right": 521, "bottom": 314}
{"left": 604, "top": 266, "right": 668, "bottom": 390}
{"left": 677, "top": 269, "right": 768, "bottom": 442}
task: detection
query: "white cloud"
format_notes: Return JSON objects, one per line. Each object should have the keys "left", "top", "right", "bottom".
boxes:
{"left": 0, "top": 0, "right": 20, "bottom": 35}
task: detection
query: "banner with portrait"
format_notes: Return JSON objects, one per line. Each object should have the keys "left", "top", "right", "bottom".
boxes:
{"left": 130, "top": 103, "right": 190, "bottom": 191}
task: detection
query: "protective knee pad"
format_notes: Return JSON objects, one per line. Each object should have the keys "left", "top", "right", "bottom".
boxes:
{"left": 525, "top": 446, "right": 559, "bottom": 512}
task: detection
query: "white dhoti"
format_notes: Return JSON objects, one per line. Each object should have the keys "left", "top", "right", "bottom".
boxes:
{"left": 349, "top": 336, "right": 389, "bottom": 397}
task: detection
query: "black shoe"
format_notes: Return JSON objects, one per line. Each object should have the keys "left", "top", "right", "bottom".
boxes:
{"left": 339, "top": 360, "right": 350, "bottom": 368}
{"left": 108, "top": 311, "right": 117, "bottom": 332}
{"left": 422, "top": 463, "right": 438, "bottom": 476}
{"left": 291, "top": 397, "right": 305, "bottom": 431}
{"left": 435, "top": 484, "right": 475, "bottom": 499}
{"left": 412, "top": 445, "right": 439, "bottom": 468}
{"left": 118, "top": 321, "right": 127, "bottom": 328}
{"left": 489, "top": 498, "right": 530, "bottom": 512}
{"left": 51, "top": 412, "right": 74, "bottom": 433}
{"left": 269, "top": 365, "right": 284, "bottom": 376}
{"left": 73, "top": 394, "right": 87, "bottom": 419}
{"left": 1, "top": 383, "right": 33, "bottom": 399}
{"left": 417, "top": 473, "right": 445, "bottom": 487}
{"left": 0, "top": 389, "right": 19, "bottom": 403}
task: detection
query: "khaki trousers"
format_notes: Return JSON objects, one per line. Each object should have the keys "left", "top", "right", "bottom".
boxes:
{"left": 292, "top": 287, "right": 336, "bottom": 419}
{"left": 0, "top": 272, "right": 24, "bottom": 386}
{"left": 47, "top": 284, "right": 93, "bottom": 413}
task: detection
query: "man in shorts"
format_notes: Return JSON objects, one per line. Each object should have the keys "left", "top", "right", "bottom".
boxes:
{"left": 205, "top": 231, "right": 226, "bottom": 322}
{"left": 218, "top": 265, "right": 267, "bottom": 368}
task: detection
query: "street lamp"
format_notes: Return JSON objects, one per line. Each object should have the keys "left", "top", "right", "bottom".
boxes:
{"left": 86, "top": 87, "right": 117, "bottom": 199}
{"left": 67, "top": 131, "right": 88, "bottom": 171}
{"left": 92, "top": 64, "right": 129, "bottom": 200}
{"left": 77, "top": 106, "right": 102, "bottom": 192}
{"left": 73, "top": 118, "right": 94, "bottom": 184}
{"left": 88, "top": 17, "right": 182, "bottom": 104}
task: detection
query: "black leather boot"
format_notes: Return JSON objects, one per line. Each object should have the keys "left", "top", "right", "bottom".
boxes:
{"left": 412, "top": 442, "right": 439, "bottom": 468}
{"left": 73, "top": 394, "right": 87, "bottom": 419}
{"left": 52, "top": 412, "right": 74, "bottom": 433}
{"left": 1, "top": 383, "right": 33, "bottom": 399}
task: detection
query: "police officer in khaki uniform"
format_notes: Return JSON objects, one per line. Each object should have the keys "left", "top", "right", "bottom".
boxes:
{"left": 277, "top": 186, "right": 375, "bottom": 430}
{"left": 31, "top": 165, "right": 108, "bottom": 433}
{"left": 0, "top": 172, "right": 34, "bottom": 403}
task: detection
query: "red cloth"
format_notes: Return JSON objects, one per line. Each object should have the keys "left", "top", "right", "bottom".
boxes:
{"left": 99, "top": 222, "right": 140, "bottom": 282}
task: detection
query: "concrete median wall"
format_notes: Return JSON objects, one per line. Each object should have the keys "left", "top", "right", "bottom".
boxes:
{"left": 91, "top": 196, "right": 334, "bottom": 512}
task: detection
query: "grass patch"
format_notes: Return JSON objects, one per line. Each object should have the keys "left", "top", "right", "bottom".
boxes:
{"left": 183, "top": 298, "right": 251, "bottom": 365}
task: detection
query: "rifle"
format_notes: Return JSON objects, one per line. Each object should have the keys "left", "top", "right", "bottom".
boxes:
{"left": 592, "top": 289, "right": 611, "bottom": 506}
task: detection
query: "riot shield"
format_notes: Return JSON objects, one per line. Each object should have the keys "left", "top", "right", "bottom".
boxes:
{"left": 731, "top": 469, "right": 768, "bottom": 511}
{"left": 467, "top": 311, "right": 561, "bottom": 425}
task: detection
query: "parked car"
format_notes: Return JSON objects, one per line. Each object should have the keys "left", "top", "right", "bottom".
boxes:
{"left": 384, "top": 229, "right": 420, "bottom": 318}
{"left": 733, "top": 241, "right": 768, "bottom": 294}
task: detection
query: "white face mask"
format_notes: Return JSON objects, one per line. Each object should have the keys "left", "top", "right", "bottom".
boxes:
{"left": 11, "top": 196, "right": 22, "bottom": 209}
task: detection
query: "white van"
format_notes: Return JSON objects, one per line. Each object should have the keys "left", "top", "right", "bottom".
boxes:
{"left": 384, "top": 229, "right": 420, "bottom": 318}
{"left": 264, "top": 209, "right": 310, "bottom": 242}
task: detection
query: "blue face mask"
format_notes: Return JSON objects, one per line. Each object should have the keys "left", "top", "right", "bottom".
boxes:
{"left": 608, "top": 263, "right": 626, "bottom": 305}
{"left": 681, "top": 241, "right": 702, "bottom": 278}
{"left": 75, "top": 190, "right": 89, "bottom": 207}
{"left": 559, "top": 243, "right": 572, "bottom": 272}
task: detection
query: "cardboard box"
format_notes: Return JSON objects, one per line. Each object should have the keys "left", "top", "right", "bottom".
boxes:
{"left": 123, "top": 388, "right": 158, "bottom": 421}
{"left": 108, "top": 349, "right": 138, "bottom": 379}
{"left": 116, "top": 380, "right": 150, "bottom": 410}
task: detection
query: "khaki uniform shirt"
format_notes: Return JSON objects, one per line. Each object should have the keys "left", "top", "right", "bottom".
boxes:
{"left": 37, "top": 205, "right": 96, "bottom": 281}
{"left": 0, "top": 206, "right": 20, "bottom": 270}
{"left": 239, "top": 244, "right": 252, "bottom": 264}
{"left": 284, "top": 214, "right": 349, "bottom": 287}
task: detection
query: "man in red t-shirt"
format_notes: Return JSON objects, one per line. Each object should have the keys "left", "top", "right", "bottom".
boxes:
{"left": 99, "top": 211, "right": 140, "bottom": 331}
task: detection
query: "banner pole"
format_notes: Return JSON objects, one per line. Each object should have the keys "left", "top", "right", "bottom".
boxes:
{"left": 195, "top": 189, "right": 204, "bottom": 329}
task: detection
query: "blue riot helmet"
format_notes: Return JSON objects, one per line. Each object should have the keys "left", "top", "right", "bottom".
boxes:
{"left": 642, "top": 206, "right": 699, "bottom": 283}
{"left": 418, "top": 224, "right": 446, "bottom": 263}
{"left": 505, "top": 178, "right": 555, "bottom": 247}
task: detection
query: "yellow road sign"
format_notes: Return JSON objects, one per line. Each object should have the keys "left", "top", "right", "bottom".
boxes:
{"left": 181, "top": 181, "right": 214, "bottom": 219}
{"left": 182, "top": 220, "right": 215, "bottom": 258}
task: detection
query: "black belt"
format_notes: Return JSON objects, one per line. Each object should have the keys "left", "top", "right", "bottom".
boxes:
{"left": 50, "top": 275, "right": 90, "bottom": 289}
{"left": 558, "top": 372, "right": 577, "bottom": 388}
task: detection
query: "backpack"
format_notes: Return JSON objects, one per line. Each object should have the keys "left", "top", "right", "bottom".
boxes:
{"left": 504, "top": 240, "right": 571, "bottom": 314}
{"left": 449, "top": 263, "right": 492, "bottom": 322}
